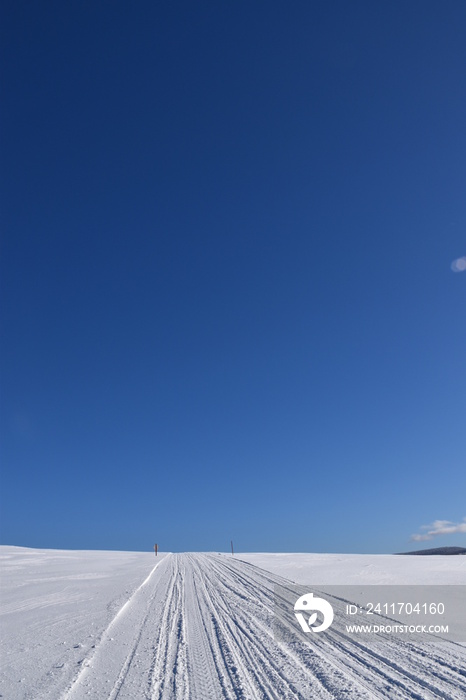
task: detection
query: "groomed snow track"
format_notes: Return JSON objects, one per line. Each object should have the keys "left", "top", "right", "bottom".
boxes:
{"left": 59, "top": 553, "right": 465, "bottom": 700}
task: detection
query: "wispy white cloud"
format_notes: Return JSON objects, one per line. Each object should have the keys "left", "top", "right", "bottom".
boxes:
{"left": 451, "top": 256, "right": 466, "bottom": 272}
{"left": 411, "top": 518, "right": 466, "bottom": 542}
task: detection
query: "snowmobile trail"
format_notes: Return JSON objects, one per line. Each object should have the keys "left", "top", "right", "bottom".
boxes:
{"left": 61, "top": 553, "right": 466, "bottom": 699}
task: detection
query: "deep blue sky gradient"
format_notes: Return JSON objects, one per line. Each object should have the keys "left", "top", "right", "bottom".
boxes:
{"left": 1, "top": 1, "right": 465, "bottom": 552}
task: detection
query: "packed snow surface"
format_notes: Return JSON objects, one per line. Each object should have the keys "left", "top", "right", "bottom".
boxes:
{"left": 1, "top": 546, "right": 465, "bottom": 699}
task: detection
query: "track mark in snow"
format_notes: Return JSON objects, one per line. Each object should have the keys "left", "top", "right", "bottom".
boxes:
{"left": 148, "top": 555, "right": 189, "bottom": 699}
{"left": 61, "top": 555, "right": 169, "bottom": 700}
{"left": 58, "top": 553, "right": 466, "bottom": 699}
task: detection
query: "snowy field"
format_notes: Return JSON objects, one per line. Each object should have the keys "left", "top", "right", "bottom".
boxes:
{"left": 238, "top": 551, "right": 466, "bottom": 585}
{"left": 1, "top": 546, "right": 465, "bottom": 699}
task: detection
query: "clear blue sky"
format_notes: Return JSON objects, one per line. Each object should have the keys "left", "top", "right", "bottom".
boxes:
{"left": 1, "top": 1, "right": 465, "bottom": 553}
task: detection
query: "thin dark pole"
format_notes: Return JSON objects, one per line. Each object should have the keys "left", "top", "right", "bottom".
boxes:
{"left": 231, "top": 540, "right": 234, "bottom": 556}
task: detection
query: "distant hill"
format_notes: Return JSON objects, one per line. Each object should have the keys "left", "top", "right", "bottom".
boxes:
{"left": 397, "top": 546, "right": 466, "bottom": 556}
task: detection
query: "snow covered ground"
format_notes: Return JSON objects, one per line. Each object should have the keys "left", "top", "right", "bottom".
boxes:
{"left": 1, "top": 546, "right": 465, "bottom": 699}
{"left": 238, "top": 551, "right": 466, "bottom": 585}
